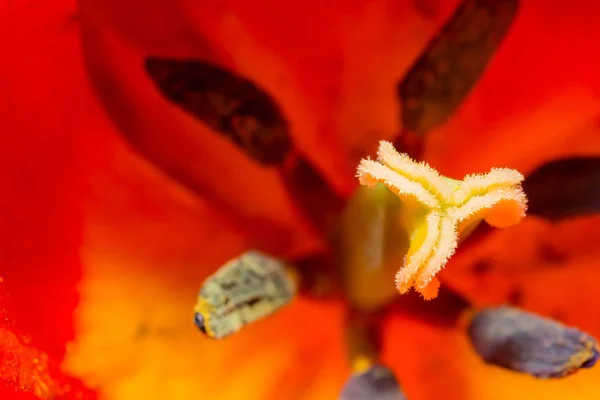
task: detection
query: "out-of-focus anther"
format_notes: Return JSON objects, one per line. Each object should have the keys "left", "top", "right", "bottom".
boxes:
{"left": 467, "top": 306, "right": 599, "bottom": 378}
{"left": 339, "top": 364, "right": 407, "bottom": 400}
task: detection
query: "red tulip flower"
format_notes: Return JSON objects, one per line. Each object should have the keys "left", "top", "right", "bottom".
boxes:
{"left": 2, "top": 1, "right": 600, "bottom": 399}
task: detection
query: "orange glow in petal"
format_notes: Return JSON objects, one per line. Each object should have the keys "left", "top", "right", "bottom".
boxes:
{"left": 63, "top": 254, "right": 349, "bottom": 400}
{"left": 62, "top": 138, "right": 346, "bottom": 399}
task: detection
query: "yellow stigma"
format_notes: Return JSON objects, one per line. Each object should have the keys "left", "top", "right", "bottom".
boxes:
{"left": 357, "top": 140, "right": 527, "bottom": 300}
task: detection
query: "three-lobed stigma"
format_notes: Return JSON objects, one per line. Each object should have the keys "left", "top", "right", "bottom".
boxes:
{"left": 357, "top": 140, "right": 527, "bottom": 299}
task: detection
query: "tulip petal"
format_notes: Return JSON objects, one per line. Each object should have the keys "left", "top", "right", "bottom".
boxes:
{"left": 0, "top": 0, "right": 107, "bottom": 397}
{"left": 78, "top": 2, "right": 320, "bottom": 255}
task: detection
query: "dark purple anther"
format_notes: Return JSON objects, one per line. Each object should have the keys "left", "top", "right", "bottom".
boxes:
{"left": 339, "top": 364, "right": 407, "bottom": 400}
{"left": 468, "top": 306, "right": 599, "bottom": 379}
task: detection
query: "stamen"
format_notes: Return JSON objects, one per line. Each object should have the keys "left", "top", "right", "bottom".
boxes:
{"left": 468, "top": 306, "right": 599, "bottom": 378}
{"left": 194, "top": 250, "right": 297, "bottom": 339}
{"left": 338, "top": 364, "right": 407, "bottom": 400}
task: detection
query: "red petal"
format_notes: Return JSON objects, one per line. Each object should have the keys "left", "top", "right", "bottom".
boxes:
{"left": 0, "top": 0, "right": 84, "bottom": 360}
{"left": 0, "top": 0, "right": 109, "bottom": 397}
{"left": 425, "top": 0, "right": 600, "bottom": 177}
